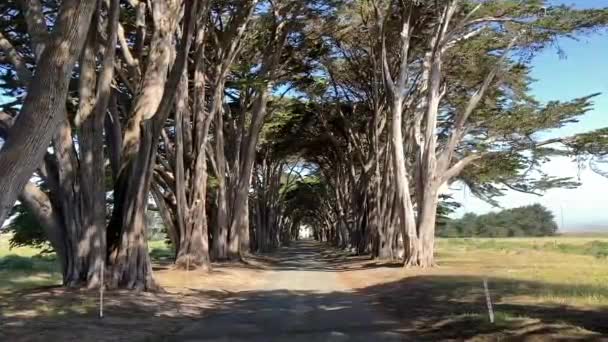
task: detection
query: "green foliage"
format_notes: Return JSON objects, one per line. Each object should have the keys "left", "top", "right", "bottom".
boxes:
{"left": 3, "top": 204, "right": 50, "bottom": 252}
{"left": 149, "top": 247, "right": 174, "bottom": 262}
{"left": 438, "top": 204, "right": 558, "bottom": 238}
{"left": 568, "top": 127, "right": 608, "bottom": 156}
{"left": 282, "top": 174, "right": 330, "bottom": 231}
{"left": 0, "top": 254, "right": 36, "bottom": 271}
{"left": 436, "top": 195, "right": 462, "bottom": 228}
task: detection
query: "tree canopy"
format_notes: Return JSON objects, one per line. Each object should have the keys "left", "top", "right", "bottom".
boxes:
{"left": 0, "top": 0, "right": 607, "bottom": 288}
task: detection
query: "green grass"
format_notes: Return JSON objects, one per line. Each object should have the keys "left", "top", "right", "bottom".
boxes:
{"left": 149, "top": 240, "right": 175, "bottom": 262}
{"left": 0, "top": 236, "right": 62, "bottom": 293}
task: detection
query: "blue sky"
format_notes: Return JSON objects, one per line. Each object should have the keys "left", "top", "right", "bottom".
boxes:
{"left": 451, "top": 0, "right": 608, "bottom": 231}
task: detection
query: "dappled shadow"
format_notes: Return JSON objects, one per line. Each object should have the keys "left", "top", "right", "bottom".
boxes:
{"left": 356, "top": 275, "right": 608, "bottom": 340}
{"left": 2, "top": 279, "right": 606, "bottom": 341}
{"left": 159, "top": 273, "right": 608, "bottom": 341}
{"left": 166, "top": 288, "right": 408, "bottom": 341}
{"left": 0, "top": 254, "right": 62, "bottom": 293}
{"left": 0, "top": 286, "right": 226, "bottom": 341}
{"left": 1, "top": 241, "right": 607, "bottom": 341}
{"left": 246, "top": 240, "right": 398, "bottom": 272}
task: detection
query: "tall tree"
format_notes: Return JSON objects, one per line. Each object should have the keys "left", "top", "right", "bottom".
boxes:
{"left": 0, "top": 0, "right": 98, "bottom": 227}
{"left": 106, "top": 0, "right": 200, "bottom": 289}
{"left": 0, "top": 0, "right": 119, "bottom": 287}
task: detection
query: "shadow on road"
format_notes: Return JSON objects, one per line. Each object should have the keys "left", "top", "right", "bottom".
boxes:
{"left": 1, "top": 241, "right": 607, "bottom": 341}
{"left": 245, "top": 240, "right": 401, "bottom": 272}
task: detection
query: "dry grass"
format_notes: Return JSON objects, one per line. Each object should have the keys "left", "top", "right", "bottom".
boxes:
{"left": 337, "top": 235, "right": 608, "bottom": 341}
{"left": 436, "top": 236, "right": 608, "bottom": 307}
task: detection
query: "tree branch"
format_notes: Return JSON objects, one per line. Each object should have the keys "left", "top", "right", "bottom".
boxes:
{"left": 0, "top": 32, "right": 33, "bottom": 84}
{"left": 442, "top": 136, "right": 572, "bottom": 185}
{"left": 18, "top": 0, "right": 48, "bottom": 59}
{"left": 18, "top": 182, "right": 65, "bottom": 258}
{"left": 117, "top": 23, "right": 141, "bottom": 79}
{"left": 439, "top": 36, "right": 518, "bottom": 172}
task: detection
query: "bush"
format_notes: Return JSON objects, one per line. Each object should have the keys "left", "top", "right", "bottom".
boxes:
{"left": 149, "top": 247, "right": 174, "bottom": 262}
{"left": 3, "top": 204, "right": 51, "bottom": 252}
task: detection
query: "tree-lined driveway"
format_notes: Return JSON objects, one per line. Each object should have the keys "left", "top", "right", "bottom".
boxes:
{"left": 169, "top": 240, "right": 408, "bottom": 341}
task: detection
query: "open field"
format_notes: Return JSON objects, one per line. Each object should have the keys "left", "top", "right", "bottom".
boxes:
{"left": 1, "top": 234, "right": 607, "bottom": 340}
{"left": 436, "top": 236, "right": 608, "bottom": 307}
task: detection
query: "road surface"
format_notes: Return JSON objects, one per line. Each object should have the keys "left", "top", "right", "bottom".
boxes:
{"left": 168, "top": 240, "right": 408, "bottom": 341}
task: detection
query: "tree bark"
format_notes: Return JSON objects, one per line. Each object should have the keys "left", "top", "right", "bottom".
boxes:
{"left": 229, "top": 87, "right": 271, "bottom": 256}
{"left": 173, "top": 69, "right": 211, "bottom": 269}
{"left": 0, "top": 0, "right": 98, "bottom": 227}
{"left": 108, "top": 0, "right": 198, "bottom": 290}
{"left": 389, "top": 100, "right": 420, "bottom": 266}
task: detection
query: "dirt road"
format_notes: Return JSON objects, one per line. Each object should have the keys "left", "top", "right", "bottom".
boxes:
{"left": 168, "top": 240, "right": 408, "bottom": 341}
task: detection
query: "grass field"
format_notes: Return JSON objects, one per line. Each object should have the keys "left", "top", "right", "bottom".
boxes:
{"left": 338, "top": 235, "right": 608, "bottom": 339}
{"left": 436, "top": 236, "right": 608, "bottom": 308}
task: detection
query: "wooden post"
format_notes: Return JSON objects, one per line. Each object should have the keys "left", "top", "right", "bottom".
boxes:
{"left": 186, "top": 255, "right": 190, "bottom": 289}
{"left": 483, "top": 278, "right": 494, "bottom": 323}
{"left": 99, "top": 261, "right": 104, "bottom": 318}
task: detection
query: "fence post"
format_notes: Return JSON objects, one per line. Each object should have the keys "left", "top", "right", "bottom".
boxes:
{"left": 483, "top": 278, "right": 494, "bottom": 323}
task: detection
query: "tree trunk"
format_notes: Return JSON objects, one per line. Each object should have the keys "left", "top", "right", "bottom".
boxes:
{"left": 216, "top": 110, "right": 234, "bottom": 259}
{"left": 172, "top": 69, "right": 211, "bottom": 269}
{"left": 0, "top": 0, "right": 98, "bottom": 226}
{"left": 176, "top": 216, "right": 211, "bottom": 270}
{"left": 109, "top": 124, "right": 157, "bottom": 290}
{"left": 389, "top": 99, "right": 420, "bottom": 266}
{"left": 1, "top": 1, "right": 117, "bottom": 289}
{"left": 377, "top": 226, "right": 394, "bottom": 260}
{"left": 229, "top": 88, "right": 270, "bottom": 257}
{"left": 53, "top": 120, "right": 90, "bottom": 287}
{"left": 108, "top": 0, "right": 198, "bottom": 290}
{"left": 78, "top": 0, "right": 119, "bottom": 287}
{"left": 415, "top": 190, "right": 438, "bottom": 267}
